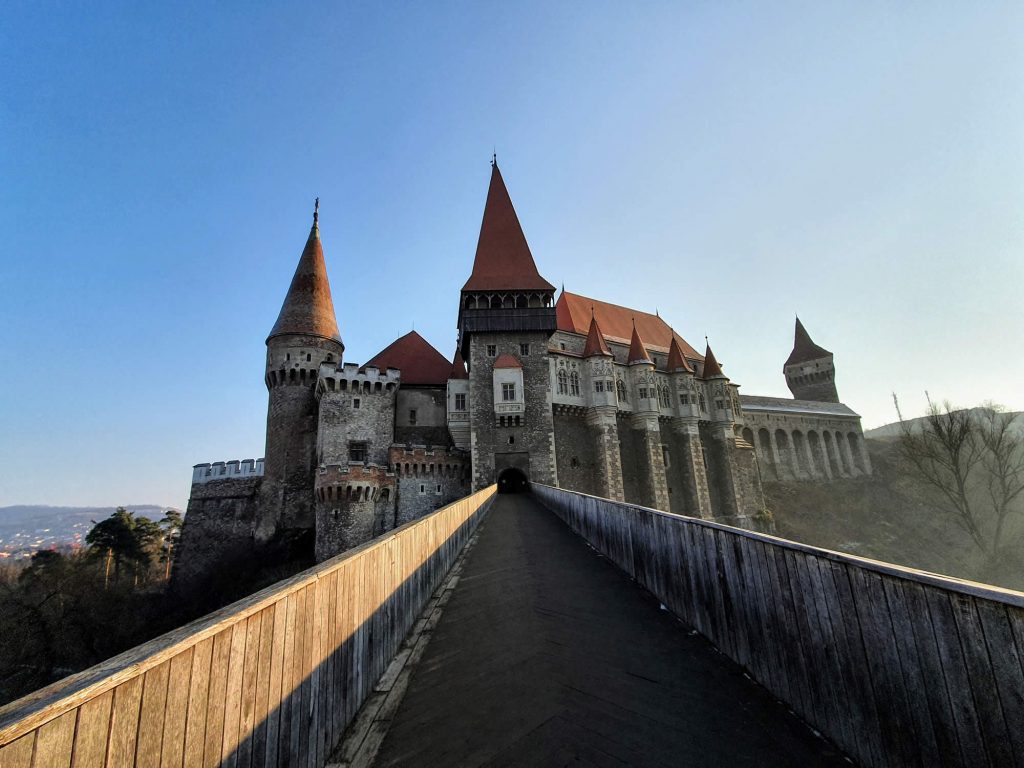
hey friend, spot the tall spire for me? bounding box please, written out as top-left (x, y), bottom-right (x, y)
top-left (267, 202), bottom-right (342, 346)
top-left (628, 322), bottom-right (653, 365)
top-left (583, 311), bottom-right (612, 357)
top-left (785, 316), bottom-right (832, 366)
top-left (667, 332), bottom-right (694, 373)
top-left (461, 163), bottom-right (556, 292)
top-left (702, 341), bottom-right (724, 379)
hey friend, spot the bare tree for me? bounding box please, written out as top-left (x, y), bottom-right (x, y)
top-left (894, 394), bottom-right (1024, 556)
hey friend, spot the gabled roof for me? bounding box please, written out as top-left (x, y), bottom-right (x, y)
top-left (449, 348), bottom-right (468, 380)
top-left (494, 353), bottom-right (522, 369)
top-left (555, 291), bottom-right (702, 361)
top-left (785, 317), bottom-right (832, 367)
top-left (583, 313), bottom-right (612, 357)
top-left (701, 343), bottom-right (725, 379)
top-left (364, 331), bottom-right (451, 386)
top-left (267, 213), bottom-right (342, 345)
top-left (461, 163), bottom-right (556, 293)
top-left (628, 325), bottom-right (653, 365)
top-left (667, 334), bottom-right (694, 373)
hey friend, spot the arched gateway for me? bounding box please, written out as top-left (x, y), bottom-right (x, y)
top-left (497, 467), bottom-right (529, 493)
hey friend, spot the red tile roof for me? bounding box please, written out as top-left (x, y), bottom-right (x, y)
top-left (449, 348), bottom-right (469, 380)
top-left (785, 317), bottom-right (832, 367)
top-left (628, 325), bottom-right (653, 364)
top-left (582, 313), bottom-right (612, 357)
top-left (364, 331), bottom-right (451, 386)
top-left (555, 291), bottom-right (702, 361)
top-left (462, 163), bottom-right (556, 293)
top-left (493, 353), bottom-right (522, 369)
top-left (267, 219), bottom-right (342, 345)
top-left (667, 334), bottom-right (694, 373)
top-left (702, 343), bottom-right (725, 379)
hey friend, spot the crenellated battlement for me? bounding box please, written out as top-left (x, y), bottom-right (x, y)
top-left (192, 458), bottom-right (265, 484)
top-left (316, 362), bottom-right (400, 399)
top-left (314, 463), bottom-right (396, 504)
top-left (388, 445), bottom-right (470, 479)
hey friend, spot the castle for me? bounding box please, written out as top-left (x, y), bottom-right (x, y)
top-left (177, 161), bottom-right (871, 583)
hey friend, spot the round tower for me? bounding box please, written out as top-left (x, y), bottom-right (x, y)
top-left (258, 201), bottom-right (344, 541)
top-left (784, 317), bottom-right (839, 403)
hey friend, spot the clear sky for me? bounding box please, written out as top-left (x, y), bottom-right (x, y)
top-left (1, 2), bottom-right (1021, 509)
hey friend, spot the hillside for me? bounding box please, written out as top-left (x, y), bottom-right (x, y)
top-left (765, 438), bottom-right (1024, 592)
top-left (0, 505), bottom-right (171, 560)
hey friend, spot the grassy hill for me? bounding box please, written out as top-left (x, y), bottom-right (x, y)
top-left (764, 437), bottom-right (1024, 592)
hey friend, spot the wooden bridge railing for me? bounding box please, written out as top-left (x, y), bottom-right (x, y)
top-left (534, 484), bottom-right (1024, 768)
top-left (0, 485), bottom-right (496, 768)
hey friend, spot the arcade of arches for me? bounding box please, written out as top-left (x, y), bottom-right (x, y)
top-left (740, 424), bottom-right (871, 481)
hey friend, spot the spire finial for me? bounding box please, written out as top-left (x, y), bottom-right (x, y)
top-left (313, 197), bottom-right (319, 226)
top-left (491, 149), bottom-right (497, 167)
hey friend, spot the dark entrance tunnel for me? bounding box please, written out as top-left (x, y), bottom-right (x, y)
top-left (497, 468), bottom-right (529, 494)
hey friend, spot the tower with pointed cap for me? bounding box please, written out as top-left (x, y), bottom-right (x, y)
top-left (784, 318), bottom-right (839, 403)
top-left (458, 160), bottom-right (559, 491)
top-left (259, 202), bottom-right (345, 541)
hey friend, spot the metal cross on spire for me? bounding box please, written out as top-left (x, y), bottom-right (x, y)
top-left (314, 197), bottom-right (319, 225)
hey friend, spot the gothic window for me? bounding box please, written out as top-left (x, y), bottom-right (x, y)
top-left (520, 343), bottom-right (530, 356)
top-left (349, 442), bottom-right (367, 464)
top-left (698, 393), bottom-right (707, 412)
top-left (557, 370), bottom-right (568, 395)
top-left (679, 393), bottom-right (689, 406)
top-left (639, 387), bottom-right (648, 399)
top-left (560, 343), bottom-right (566, 350)
top-left (352, 398), bottom-right (361, 409)
top-left (409, 409), bottom-right (417, 424)
top-left (616, 379), bottom-right (627, 402)
top-left (570, 372), bottom-right (580, 396)
top-left (659, 386), bottom-right (670, 407)
top-left (435, 484), bottom-right (442, 495)
top-left (715, 399), bottom-right (723, 410)
top-left (419, 484), bottom-right (426, 495)
top-left (487, 344), bottom-right (497, 357)
top-left (307, 354), bottom-right (312, 362)
top-left (502, 383), bottom-right (516, 401)
top-left (595, 380), bottom-right (604, 393)
top-left (455, 393), bottom-right (466, 411)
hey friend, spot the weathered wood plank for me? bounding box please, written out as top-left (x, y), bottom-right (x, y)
top-left (31, 710), bottom-right (75, 768)
top-left (220, 620), bottom-right (249, 768)
top-left (262, 592), bottom-right (289, 768)
top-left (183, 637), bottom-right (213, 768)
top-left (250, 605), bottom-right (274, 768)
top-left (135, 660), bottom-right (170, 767)
top-left (160, 647), bottom-right (193, 768)
top-left (976, 599), bottom-right (1024, 764)
top-left (0, 732), bottom-right (35, 768)
top-left (105, 677), bottom-right (144, 768)
top-left (71, 690), bottom-right (112, 768)
top-left (235, 611), bottom-right (262, 768)
top-left (202, 629), bottom-right (232, 768)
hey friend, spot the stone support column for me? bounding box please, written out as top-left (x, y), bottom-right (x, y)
top-left (858, 435), bottom-right (873, 476)
top-left (586, 406), bottom-right (624, 501)
top-left (671, 418), bottom-right (712, 519)
top-left (631, 413), bottom-right (670, 511)
top-left (803, 436), bottom-right (821, 480)
top-left (840, 433), bottom-right (861, 477)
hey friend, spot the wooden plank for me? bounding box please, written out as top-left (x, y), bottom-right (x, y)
top-left (183, 637), bottom-right (213, 768)
top-left (302, 581), bottom-right (319, 768)
top-left (0, 732), bottom-right (35, 768)
top-left (219, 621), bottom-right (248, 768)
top-left (762, 543), bottom-right (811, 719)
top-left (31, 710), bottom-right (75, 768)
top-left (202, 629), bottom-right (232, 768)
top-left (778, 549), bottom-right (822, 727)
top-left (900, 580), bottom-right (967, 767)
top-left (262, 593), bottom-right (289, 768)
top-left (160, 647), bottom-right (194, 768)
top-left (277, 593), bottom-right (297, 767)
top-left (286, 585), bottom-right (306, 765)
top-left (135, 660), bottom-right (170, 768)
top-left (235, 612), bottom-right (262, 768)
top-left (948, 593), bottom-right (1014, 766)
top-left (976, 600), bottom-right (1024, 764)
top-left (105, 677), bottom-right (143, 768)
top-left (71, 690), bottom-right (112, 768)
top-left (249, 606), bottom-right (274, 768)
top-left (923, 587), bottom-right (989, 766)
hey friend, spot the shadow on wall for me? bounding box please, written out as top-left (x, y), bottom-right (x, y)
top-left (498, 468), bottom-right (529, 494)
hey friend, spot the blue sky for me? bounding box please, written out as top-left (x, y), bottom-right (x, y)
top-left (1, 2), bottom-right (1021, 508)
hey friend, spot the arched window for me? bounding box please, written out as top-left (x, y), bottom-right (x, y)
top-left (659, 386), bottom-right (670, 408)
top-left (557, 370), bottom-right (568, 395)
top-left (569, 372), bottom-right (580, 396)
top-left (616, 379), bottom-right (627, 403)
top-left (698, 393), bottom-right (707, 412)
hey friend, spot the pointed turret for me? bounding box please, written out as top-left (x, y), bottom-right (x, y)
top-left (667, 333), bottom-right (694, 373)
top-left (701, 342), bottom-right (725, 379)
top-left (628, 323), bottom-right (653, 365)
top-left (461, 162), bottom-right (555, 293)
top-left (785, 317), bottom-right (831, 367)
top-left (583, 312), bottom-right (613, 357)
top-left (268, 201), bottom-right (342, 346)
top-left (449, 348), bottom-right (469, 380)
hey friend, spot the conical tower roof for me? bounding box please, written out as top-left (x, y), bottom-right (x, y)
top-left (364, 331), bottom-right (451, 386)
top-left (702, 342), bottom-right (725, 379)
top-left (628, 323), bottom-right (653, 365)
top-left (785, 317), bottom-right (832, 367)
top-left (462, 162), bottom-right (555, 292)
top-left (449, 348), bottom-right (469, 380)
top-left (583, 312), bottom-right (612, 357)
top-left (667, 333), bottom-right (694, 373)
top-left (267, 204), bottom-right (342, 346)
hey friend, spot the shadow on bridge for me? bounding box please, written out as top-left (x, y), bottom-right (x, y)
top-left (371, 492), bottom-right (846, 767)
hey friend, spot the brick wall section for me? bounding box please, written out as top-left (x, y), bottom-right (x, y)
top-left (391, 446), bottom-right (471, 525)
top-left (587, 407), bottom-right (625, 501)
top-left (552, 409), bottom-right (600, 495)
top-left (663, 420), bottom-right (712, 518)
top-left (174, 476), bottom-right (262, 589)
top-left (468, 332), bottom-right (556, 489)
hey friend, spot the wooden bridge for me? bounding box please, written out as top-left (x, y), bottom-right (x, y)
top-left (1, 484), bottom-right (1022, 767)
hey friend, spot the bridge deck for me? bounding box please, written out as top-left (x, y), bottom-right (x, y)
top-left (372, 494), bottom-right (846, 767)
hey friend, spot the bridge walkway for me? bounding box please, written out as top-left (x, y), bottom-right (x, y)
top-left (371, 493), bottom-right (847, 767)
